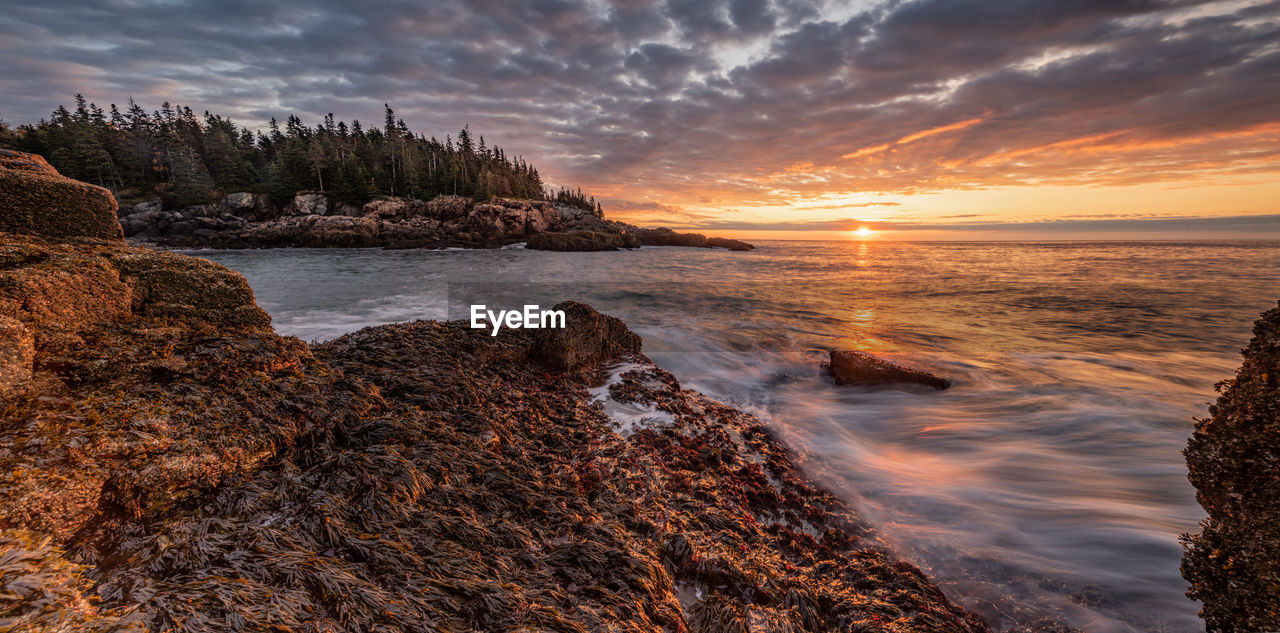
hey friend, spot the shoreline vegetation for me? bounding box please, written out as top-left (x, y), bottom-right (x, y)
top-left (0, 153), bottom-right (979, 631)
top-left (1, 97), bottom-right (752, 252)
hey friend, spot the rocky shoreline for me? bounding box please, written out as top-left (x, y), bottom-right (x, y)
top-left (1183, 300), bottom-right (1280, 632)
top-left (117, 188), bottom-right (754, 252)
top-left (0, 154), bottom-right (987, 631)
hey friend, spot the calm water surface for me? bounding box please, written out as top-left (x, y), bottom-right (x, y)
top-left (191, 240), bottom-right (1280, 633)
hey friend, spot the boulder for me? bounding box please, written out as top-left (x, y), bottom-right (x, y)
top-left (0, 315), bottom-right (33, 394)
top-left (220, 192), bottom-right (272, 220)
top-left (362, 197), bottom-right (415, 219)
top-left (425, 195), bottom-right (473, 221)
top-left (285, 191), bottom-right (329, 216)
top-left (1184, 300), bottom-right (1280, 633)
top-left (528, 301), bottom-right (642, 371)
top-left (526, 231), bottom-right (641, 251)
top-left (827, 350), bottom-right (949, 389)
top-left (0, 149), bottom-right (122, 240)
top-left (119, 197), bottom-right (162, 217)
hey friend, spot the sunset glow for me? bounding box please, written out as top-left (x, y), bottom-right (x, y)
top-left (1, 0), bottom-right (1276, 239)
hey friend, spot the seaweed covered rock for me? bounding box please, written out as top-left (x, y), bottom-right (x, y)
top-left (828, 349), bottom-right (950, 390)
top-left (1184, 300), bottom-right (1280, 633)
top-left (0, 243), bottom-right (989, 631)
top-left (528, 300), bottom-right (642, 371)
top-left (526, 230), bottom-right (641, 251)
top-left (0, 234), bottom-right (310, 543)
top-left (0, 316), bottom-right (33, 395)
top-left (0, 150), bottom-right (122, 241)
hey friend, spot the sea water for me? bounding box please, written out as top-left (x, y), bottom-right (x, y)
top-left (191, 240), bottom-right (1280, 633)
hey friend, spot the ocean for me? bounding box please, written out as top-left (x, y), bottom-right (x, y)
top-left (191, 240), bottom-right (1280, 633)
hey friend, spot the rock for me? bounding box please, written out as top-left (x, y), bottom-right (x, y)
top-left (109, 248), bottom-right (272, 329)
top-left (0, 149), bottom-right (122, 240)
top-left (637, 227), bottom-right (755, 251)
top-left (285, 191), bottom-right (329, 216)
top-left (467, 198), bottom-right (564, 238)
top-left (526, 231), bottom-right (641, 251)
top-left (120, 210), bottom-right (166, 237)
top-left (0, 315), bottom-right (33, 394)
top-left (555, 203), bottom-right (592, 223)
top-left (638, 227), bottom-right (708, 248)
top-left (1184, 300), bottom-right (1280, 633)
top-left (219, 192), bottom-right (272, 220)
top-left (119, 197), bottom-right (162, 217)
top-left (528, 301), bottom-right (642, 371)
top-left (222, 192), bottom-right (256, 211)
top-left (0, 240), bottom-right (134, 346)
top-left (424, 195), bottom-right (473, 221)
top-left (827, 350), bottom-right (950, 389)
top-left (707, 236), bottom-right (754, 251)
top-left (362, 197), bottom-right (415, 219)
top-left (299, 215), bottom-right (380, 248)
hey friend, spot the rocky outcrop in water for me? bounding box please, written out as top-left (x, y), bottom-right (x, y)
top-left (827, 350), bottom-right (951, 390)
top-left (636, 227), bottom-right (755, 251)
top-left (1183, 300), bottom-right (1280, 633)
top-left (0, 163), bottom-right (981, 632)
top-left (526, 230), bottom-right (642, 251)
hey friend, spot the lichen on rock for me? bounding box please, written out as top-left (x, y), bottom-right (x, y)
top-left (0, 149), bottom-right (122, 241)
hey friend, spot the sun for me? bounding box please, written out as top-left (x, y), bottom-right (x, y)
top-left (852, 226), bottom-right (875, 238)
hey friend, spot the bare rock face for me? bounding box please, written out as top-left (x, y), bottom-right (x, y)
top-left (467, 198), bottom-right (564, 238)
top-left (285, 191), bottom-right (329, 216)
top-left (827, 350), bottom-right (950, 389)
top-left (220, 192), bottom-right (272, 220)
top-left (0, 315), bottom-right (33, 395)
top-left (424, 194), bottom-right (472, 221)
top-left (0, 149), bottom-right (122, 240)
top-left (528, 301), bottom-right (642, 371)
top-left (1183, 300), bottom-right (1280, 633)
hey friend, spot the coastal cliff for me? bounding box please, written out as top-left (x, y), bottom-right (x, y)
top-left (1184, 301), bottom-right (1280, 633)
top-left (1, 156), bottom-right (978, 632)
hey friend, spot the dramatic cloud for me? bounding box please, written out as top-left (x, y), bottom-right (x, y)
top-left (1, 0), bottom-right (1278, 228)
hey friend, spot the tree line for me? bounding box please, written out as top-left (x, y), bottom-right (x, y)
top-left (0, 95), bottom-right (604, 216)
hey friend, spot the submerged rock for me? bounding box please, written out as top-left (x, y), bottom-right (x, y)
top-left (0, 149), bottom-right (122, 240)
top-left (827, 349), bottom-right (950, 389)
top-left (1184, 300), bottom-right (1280, 633)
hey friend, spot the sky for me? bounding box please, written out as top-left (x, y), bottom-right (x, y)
top-left (1, 0), bottom-right (1278, 240)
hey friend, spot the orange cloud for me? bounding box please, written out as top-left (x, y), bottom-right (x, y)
top-left (843, 117), bottom-right (985, 159)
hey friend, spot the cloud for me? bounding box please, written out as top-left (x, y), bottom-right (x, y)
top-left (1, 0), bottom-right (1277, 214)
top-left (677, 213), bottom-right (1280, 235)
